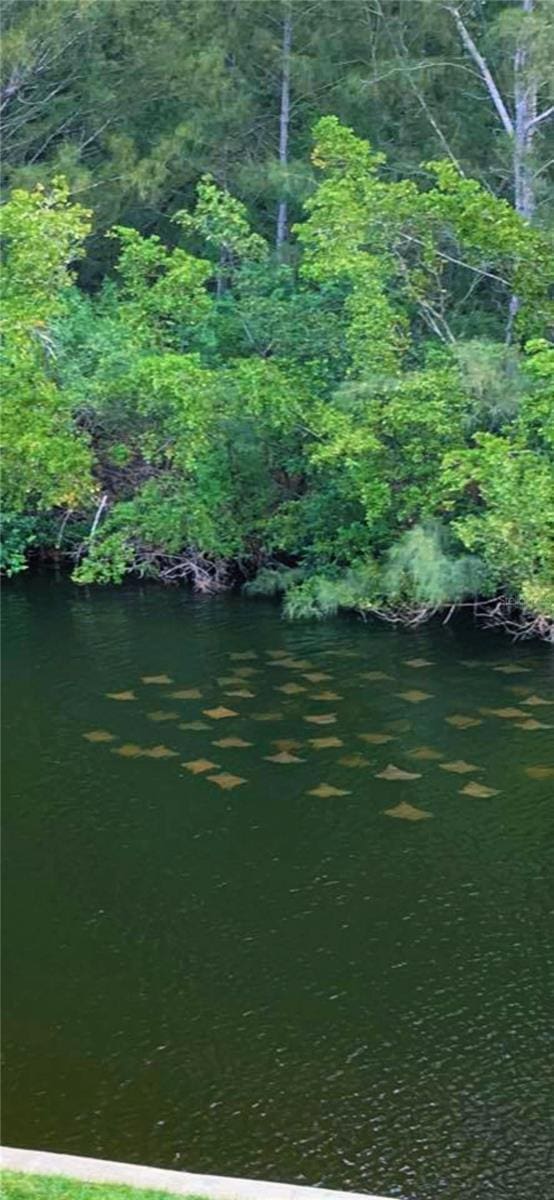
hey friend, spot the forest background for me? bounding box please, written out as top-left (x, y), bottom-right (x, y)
top-left (1, 0), bottom-right (553, 638)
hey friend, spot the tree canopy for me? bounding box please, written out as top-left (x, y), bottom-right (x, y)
top-left (1, 2), bottom-right (553, 637)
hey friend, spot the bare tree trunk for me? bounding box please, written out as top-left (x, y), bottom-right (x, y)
top-left (514, 0), bottom-right (537, 221)
top-left (276, 5), bottom-right (292, 253)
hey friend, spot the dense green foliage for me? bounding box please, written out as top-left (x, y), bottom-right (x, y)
top-left (1, 2), bottom-right (553, 636)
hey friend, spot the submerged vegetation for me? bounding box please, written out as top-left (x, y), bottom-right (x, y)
top-left (1, 3), bottom-right (553, 639)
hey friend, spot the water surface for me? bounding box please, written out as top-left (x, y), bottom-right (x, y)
top-left (3, 576), bottom-right (553, 1199)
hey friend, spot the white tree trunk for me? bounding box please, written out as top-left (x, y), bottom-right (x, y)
top-left (276, 7), bottom-right (292, 252)
top-left (513, 0), bottom-right (537, 220)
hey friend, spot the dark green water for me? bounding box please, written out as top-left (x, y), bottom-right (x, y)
top-left (3, 576), bottom-right (554, 1200)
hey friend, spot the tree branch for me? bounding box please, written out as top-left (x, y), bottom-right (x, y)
top-left (446, 5), bottom-right (514, 138)
top-left (527, 104), bottom-right (554, 131)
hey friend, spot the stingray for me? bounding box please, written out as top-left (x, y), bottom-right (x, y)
top-left (275, 658), bottom-right (314, 670)
top-left (307, 783), bottom-right (351, 797)
top-left (445, 714), bottom-right (483, 729)
top-left (406, 746), bottom-right (444, 761)
top-left (304, 713), bottom-right (337, 725)
top-left (217, 676), bottom-right (243, 687)
top-left (83, 730), bottom-right (117, 743)
top-left (147, 710), bottom-right (180, 722)
top-left (141, 675), bottom-right (173, 685)
top-left (514, 719), bottom-right (553, 730)
top-left (302, 672), bottom-right (332, 683)
top-left (203, 706), bottom-right (239, 720)
top-left (459, 781), bottom-right (499, 798)
top-left (439, 759), bottom-right (481, 774)
top-left (522, 694), bottom-right (553, 707)
top-left (142, 745), bottom-right (179, 759)
top-left (480, 706), bottom-right (527, 719)
top-left (403, 658), bottom-right (434, 668)
top-left (338, 754), bottom-right (372, 768)
top-left (275, 682), bottom-right (307, 695)
top-left (233, 666), bottom-right (259, 678)
top-left (376, 764), bottom-right (421, 781)
top-left (273, 738), bottom-right (303, 751)
top-left (230, 651), bottom-right (258, 661)
top-left (168, 688), bottom-right (202, 700)
top-left (213, 736), bottom-right (252, 748)
top-left (358, 732), bottom-right (395, 745)
top-left (178, 721), bottom-right (210, 731)
top-left (310, 691), bottom-right (343, 701)
top-left (524, 765), bottom-right (554, 780)
top-left (106, 690), bottom-right (136, 701)
top-left (384, 801), bottom-right (432, 821)
top-left (224, 689), bottom-right (256, 698)
top-left (385, 719), bottom-right (412, 733)
top-left (266, 650), bottom-right (289, 659)
top-left (182, 758), bottom-right (219, 775)
top-left (493, 665), bottom-right (530, 675)
top-left (397, 690), bottom-right (433, 703)
top-left (251, 711), bottom-right (283, 722)
top-left (112, 743), bottom-right (144, 758)
top-left (264, 751), bottom-right (305, 764)
top-left (309, 736), bottom-right (344, 749)
top-left (360, 671), bottom-right (392, 682)
top-left (206, 772), bottom-right (246, 790)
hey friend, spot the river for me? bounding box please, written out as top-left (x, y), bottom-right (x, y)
top-left (3, 575), bottom-right (553, 1199)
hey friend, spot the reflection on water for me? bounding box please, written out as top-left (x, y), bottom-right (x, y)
top-left (3, 575), bottom-right (554, 1200)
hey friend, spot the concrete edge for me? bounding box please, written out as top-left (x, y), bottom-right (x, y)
top-left (0, 1147), bottom-right (392, 1200)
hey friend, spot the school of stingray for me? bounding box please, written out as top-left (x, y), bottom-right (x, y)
top-left (82, 649), bottom-right (554, 820)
